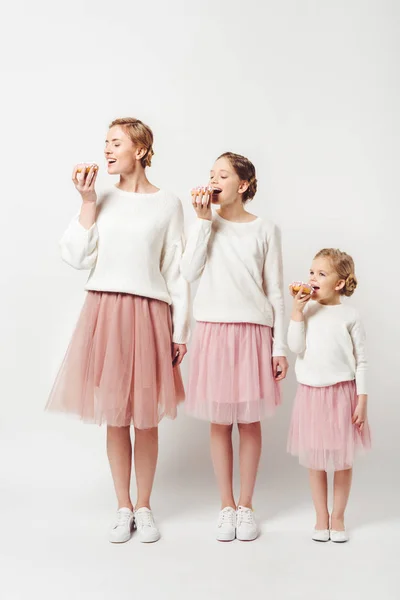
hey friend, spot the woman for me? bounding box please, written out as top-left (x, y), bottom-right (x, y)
top-left (47, 117), bottom-right (190, 544)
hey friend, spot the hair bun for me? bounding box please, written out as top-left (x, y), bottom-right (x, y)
top-left (344, 273), bottom-right (357, 297)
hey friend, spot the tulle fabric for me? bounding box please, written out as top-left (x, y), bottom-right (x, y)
top-left (46, 292), bottom-right (185, 429)
top-left (185, 322), bottom-right (281, 424)
top-left (287, 381), bottom-right (371, 471)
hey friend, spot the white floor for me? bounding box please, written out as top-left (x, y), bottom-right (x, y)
top-left (1, 424), bottom-right (398, 600)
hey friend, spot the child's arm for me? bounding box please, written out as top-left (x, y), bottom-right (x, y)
top-left (287, 285), bottom-right (312, 354)
top-left (350, 316), bottom-right (368, 429)
top-left (262, 224), bottom-right (286, 358)
top-left (180, 218), bottom-right (212, 283)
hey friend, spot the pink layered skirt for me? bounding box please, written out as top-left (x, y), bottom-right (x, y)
top-left (185, 322), bottom-right (281, 424)
top-left (46, 292), bottom-right (185, 429)
top-left (287, 381), bottom-right (371, 471)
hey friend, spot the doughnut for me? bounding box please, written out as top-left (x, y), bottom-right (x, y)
top-left (291, 281), bottom-right (314, 295)
top-left (77, 165), bottom-right (98, 174)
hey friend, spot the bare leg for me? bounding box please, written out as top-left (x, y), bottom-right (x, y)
top-left (309, 469), bottom-right (329, 530)
top-left (331, 468), bottom-right (352, 531)
top-left (210, 424), bottom-right (236, 509)
top-left (237, 422), bottom-right (262, 508)
top-left (107, 426), bottom-right (133, 510)
top-left (134, 426), bottom-right (158, 510)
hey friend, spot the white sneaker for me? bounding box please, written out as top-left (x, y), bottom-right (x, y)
top-left (236, 506), bottom-right (258, 541)
top-left (134, 507), bottom-right (160, 543)
top-left (109, 507), bottom-right (134, 543)
top-left (216, 507), bottom-right (236, 541)
top-left (312, 529), bottom-right (330, 542)
top-left (330, 529), bottom-right (349, 543)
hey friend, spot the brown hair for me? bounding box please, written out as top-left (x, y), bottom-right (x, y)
top-left (315, 248), bottom-right (358, 297)
top-left (217, 152), bottom-right (257, 203)
top-left (109, 117), bottom-right (154, 168)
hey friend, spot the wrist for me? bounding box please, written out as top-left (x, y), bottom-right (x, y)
top-left (291, 310), bottom-right (304, 322)
top-left (81, 193), bottom-right (97, 204)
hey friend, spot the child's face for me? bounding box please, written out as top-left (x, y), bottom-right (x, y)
top-left (209, 157), bottom-right (248, 206)
top-left (309, 257), bottom-right (345, 303)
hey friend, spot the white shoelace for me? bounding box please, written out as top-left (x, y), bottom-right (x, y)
top-left (218, 508), bottom-right (236, 528)
top-left (114, 510), bottom-right (132, 529)
top-left (237, 507), bottom-right (255, 527)
top-left (136, 510), bottom-right (155, 529)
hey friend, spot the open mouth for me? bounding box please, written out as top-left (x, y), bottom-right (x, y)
top-left (108, 159), bottom-right (117, 166)
top-left (211, 188), bottom-right (222, 203)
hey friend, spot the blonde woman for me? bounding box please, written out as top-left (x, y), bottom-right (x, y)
top-left (47, 118), bottom-right (189, 544)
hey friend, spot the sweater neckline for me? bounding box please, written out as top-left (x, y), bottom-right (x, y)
top-left (214, 212), bottom-right (261, 225)
top-left (113, 185), bottom-right (163, 198)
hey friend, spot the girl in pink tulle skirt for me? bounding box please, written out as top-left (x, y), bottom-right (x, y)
top-left (181, 153), bottom-right (288, 541)
top-left (287, 248), bottom-right (371, 543)
top-left (46, 118), bottom-right (190, 544)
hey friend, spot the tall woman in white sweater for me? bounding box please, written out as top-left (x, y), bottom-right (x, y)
top-left (181, 152), bottom-right (288, 542)
top-left (287, 249), bottom-right (371, 543)
top-left (47, 118), bottom-right (190, 544)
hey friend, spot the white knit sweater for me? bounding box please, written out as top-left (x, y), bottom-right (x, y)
top-left (180, 213), bottom-right (286, 356)
top-left (288, 302), bottom-right (367, 394)
top-left (59, 187), bottom-right (190, 344)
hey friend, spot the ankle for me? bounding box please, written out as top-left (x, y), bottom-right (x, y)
top-left (118, 503), bottom-right (134, 512)
top-left (238, 501), bottom-right (253, 510)
top-left (221, 500), bottom-right (236, 510)
top-left (315, 513), bottom-right (329, 530)
top-left (135, 502), bottom-right (151, 511)
top-left (331, 514), bottom-right (345, 530)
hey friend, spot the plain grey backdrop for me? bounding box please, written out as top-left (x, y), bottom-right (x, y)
top-left (0, 1), bottom-right (398, 599)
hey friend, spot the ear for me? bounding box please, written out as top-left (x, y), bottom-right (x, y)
top-left (238, 180), bottom-right (249, 195)
top-left (335, 279), bottom-right (346, 292)
top-left (136, 147), bottom-right (147, 161)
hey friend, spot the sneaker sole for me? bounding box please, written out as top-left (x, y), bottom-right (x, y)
top-left (109, 534), bottom-right (132, 544)
top-left (217, 535), bottom-right (236, 542)
top-left (236, 535), bottom-right (258, 542)
top-left (138, 533), bottom-right (161, 543)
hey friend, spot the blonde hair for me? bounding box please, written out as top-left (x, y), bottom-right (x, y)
top-left (217, 152), bottom-right (257, 203)
top-left (109, 117), bottom-right (154, 168)
top-left (315, 248), bottom-right (358, 297)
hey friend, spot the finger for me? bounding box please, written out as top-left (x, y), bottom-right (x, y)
top-left (296, 286), bottom-right (304, 299)
top-left (72, 164), bottom-right (80, 181)
top-left (86, 165), bottom-right (97, 187)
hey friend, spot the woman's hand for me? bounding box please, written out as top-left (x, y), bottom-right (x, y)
top-left (72, 164), bottom-right (98, 203)
top-left (172, 343), bottom-right (187, 367)
top-left (272, 356), bottom-right (289, 381)
top-left (352, 394), bottom-right (368, 431)
top-left (191, 186), bottom-right (212, 221)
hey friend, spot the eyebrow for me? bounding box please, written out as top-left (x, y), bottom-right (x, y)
top-left (210, 169), bottom-right (229, 174)
top-left (105, 138), bottom-right (122, 143)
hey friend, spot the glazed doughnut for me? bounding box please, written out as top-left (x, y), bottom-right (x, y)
top-left (77, 165), bottom-right (98, 174)
top-left (291, 281), bottom-right (314, 295)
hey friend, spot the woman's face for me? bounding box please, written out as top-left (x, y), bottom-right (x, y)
top-left (104, 125), bottom-right (144, 175)
top-left (209, 157), bottom-right (248, 206)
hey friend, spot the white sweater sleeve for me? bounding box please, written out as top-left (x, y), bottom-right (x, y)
top-left (262, 224), bottom-right (287, 357)
top-left (287, 319), bottom-right (307, 355)
top-left (160, 201), bottom-right (191, 344)
top-left (349, 317), bottom-right (368, 395)
top-left (180, 218), bottom-right (213, 283)
top-left (59, 216), bottom-right (99, 270)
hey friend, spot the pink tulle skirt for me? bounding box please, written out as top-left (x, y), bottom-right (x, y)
top-left (46, 292), bottom-right (185, 429)
top-left (287, 381), bottom-right (371, 471)
top-left (185, 322), bottom-right (281, 424)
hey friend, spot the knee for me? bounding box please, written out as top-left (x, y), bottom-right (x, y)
top-left (237, 421), bottom-right (261, 435)
top-left (211, 423), bottom-right (233, 435)
top-left (134, 426), bottom-right (158, 439)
